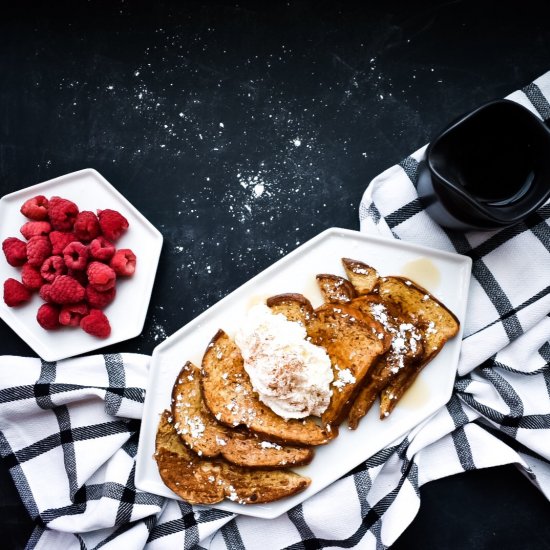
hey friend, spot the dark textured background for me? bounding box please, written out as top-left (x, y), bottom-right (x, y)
top-left (2, 1), bottom-right (550, 548)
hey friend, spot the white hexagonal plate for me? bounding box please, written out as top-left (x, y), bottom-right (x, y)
top-left (135, 227), bottom-right (471, 519)
top-left (0, 169), bottom-right (163, 361)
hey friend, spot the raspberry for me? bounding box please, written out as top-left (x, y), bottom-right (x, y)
top-left (49, 231), bottom-right (77, 255)
top-left (97, 209), bottom-right (129, 242)
top-left (87, 261), bottom-right (116, 291)
top-left (110, 248), bottom-right (136, 276)
top-left (3, 278), bottom-right (32, 307)
top-left (48, 196), bottom-right (79, 231)
top-left (86, 285), bottom-right (116, 309)
top-left (80, 309), bottom-right (111, 338)
top-left (20, 221), bottom-right (51, 240)
top-left (59, 302), bottom-right (89, 327)
top-left (20, 195), bottom-right (49, 220)
top-left (26, 236), bottom-right (52, 267)
top-left (73, 211), bottom-right (100, 242)
top-left (63, 241), bottom-right (89, 271)
top-left (40, 255), bottom-right (66, 282)
top-left (21, 263), bottom-right (43, 290)
top-left (48, 275), bottom-right (85, 304)
top-left (2, 237), bottom-right (27, 267)
top-left (36, 303), bottom-right (60, 330)
top-left (39, 283), bottom-right (53, 302)
top-left (88, 236), bottom-right (115, 261)
top-left (4, 195), bottom-right (138, 338)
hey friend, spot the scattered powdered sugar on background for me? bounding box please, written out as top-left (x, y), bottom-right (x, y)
top-left (151, 323), bottom-right (167, 341)
top-left (49, 22), bottom-right (445, 340)
top-left (143, 312), bottom-right (168, 343)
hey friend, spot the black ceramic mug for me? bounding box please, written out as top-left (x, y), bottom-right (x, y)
top-left (417, 99), bottom-right (550, 231)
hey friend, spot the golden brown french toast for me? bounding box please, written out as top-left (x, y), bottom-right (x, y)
top-left (171, 361), bottom-right (314, 468)
top-left (376, 276), bottom-right (459, 417)
top-left (377, 276), bottom-right (458, 363)
top-left (342, 258), bottom-right (379, 295)
top-left (155, 411), bottom-right (311, 505)
top-left (347, 296), bottom-right (423, 428)
top-left (307, 303), bottom-right (391, 426)
top-left (315, 274), bottom-right (357, 304)
top-left (155, 257), bottom-right (461, 504)
top-left (201, 330), bottom-right (335, 446)
top-left (265, 293), bottom-right (315, 326)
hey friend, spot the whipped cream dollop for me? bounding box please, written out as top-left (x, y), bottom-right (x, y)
top-left (235, 303), bottom-right (333, 419)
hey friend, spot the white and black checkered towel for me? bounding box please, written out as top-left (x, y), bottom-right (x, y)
top-left (2, 72), bottom-right (550, 549)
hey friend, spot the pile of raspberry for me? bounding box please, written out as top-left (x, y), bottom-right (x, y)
top-left (2, 195), bottom-right (137, 338)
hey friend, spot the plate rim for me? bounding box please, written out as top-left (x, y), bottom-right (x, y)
top-left (136, 226), bottom-right (472, 518)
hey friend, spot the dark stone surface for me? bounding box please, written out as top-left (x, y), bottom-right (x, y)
top-left (1, 1), bottom-right (550, 548)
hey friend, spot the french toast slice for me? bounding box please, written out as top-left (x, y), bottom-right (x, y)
top-left (155, 411), bottom-right (311, 505)
top-left (315, 274), bottom-right (357, 304)
top-left (342, 258), bottom-right (379, 295)
top-left (347, 296), bottom-right (423, 428)
top-left (376, 276), bottom-right (459, 417)
top-left (307, 303), bottom-right (391, 426)
top-left (265, 293), bottom-right (315, 326)
top-left (201, 330), bottom-right (335, 446)
top-left (171, 361), bottom-right (314, 468)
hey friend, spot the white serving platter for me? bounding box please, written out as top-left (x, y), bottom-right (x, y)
top-left (135, 227), bottom-right (471, 519)
top-left (0, 169), bottom-right (163, 361)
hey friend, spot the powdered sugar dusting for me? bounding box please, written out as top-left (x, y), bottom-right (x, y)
top-left (333, 366), bottom-right (356, 390)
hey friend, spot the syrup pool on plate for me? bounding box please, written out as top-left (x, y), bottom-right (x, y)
top-left (397, 376), bottom-right (430, 410)
top-left (400, 257), bottom-right (441, 291)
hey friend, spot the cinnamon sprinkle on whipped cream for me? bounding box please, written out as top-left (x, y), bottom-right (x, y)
top-left (235, 303), bottom-right (333, 419)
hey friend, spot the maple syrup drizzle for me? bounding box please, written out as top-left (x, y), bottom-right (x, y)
top-left (400, 257), bottom-right (441, 291)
